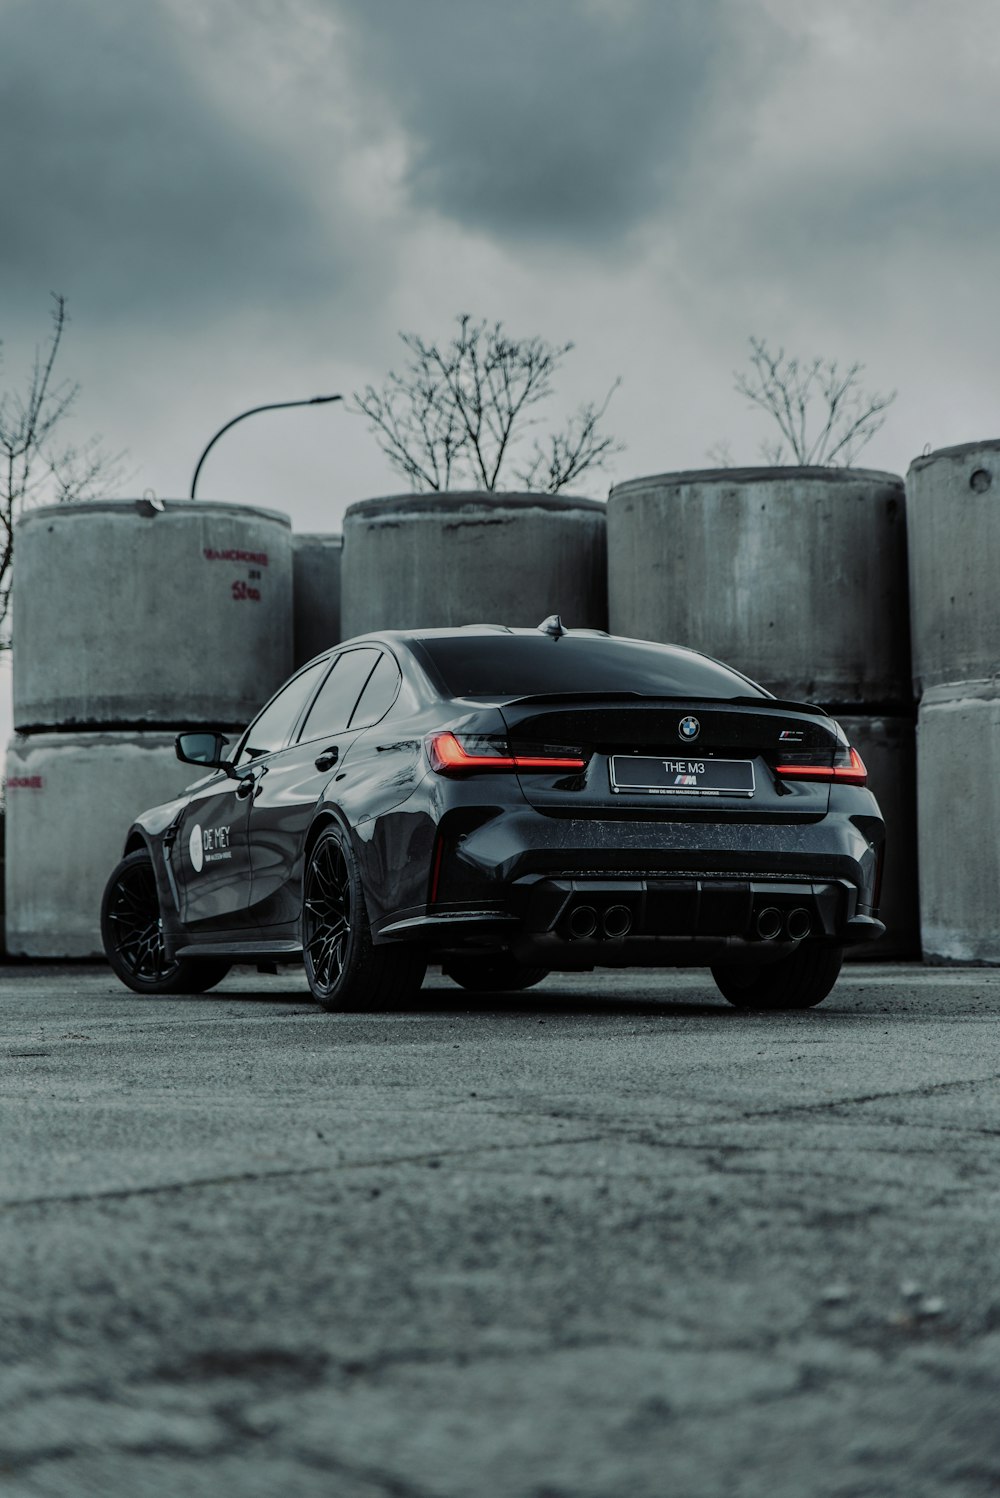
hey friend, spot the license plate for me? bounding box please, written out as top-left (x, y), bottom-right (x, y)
top-left (610, 755), bottom-right (755, 797)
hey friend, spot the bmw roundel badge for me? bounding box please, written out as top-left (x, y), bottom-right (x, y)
top-left (678, 715), bottom-right (700, 741)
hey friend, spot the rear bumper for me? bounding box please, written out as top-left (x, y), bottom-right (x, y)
top-left (515, 873), bottom-right (882, 943)
top-left (373, 804), bottom-right (885, 963)
top-left (378, 876), bottom-right (883, 962)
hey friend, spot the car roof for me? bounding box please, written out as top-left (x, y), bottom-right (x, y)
top-left (367, 624), bottom-right (609, 640)
top-left (290, 624), bottom-right (841, 716)
top-left (340, 623), bottom-right (728, 667)
top-left (336, 624), bottom-right (772, 691)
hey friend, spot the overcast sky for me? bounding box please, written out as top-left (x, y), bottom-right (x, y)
top-left (2, 0), bottom-right (999, 731)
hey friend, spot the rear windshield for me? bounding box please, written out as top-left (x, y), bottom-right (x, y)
top-left (414, 634), bottom-right (767, 700)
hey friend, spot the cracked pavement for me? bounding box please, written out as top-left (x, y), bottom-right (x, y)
top-left (1, 962), bottom-right (999, 1496)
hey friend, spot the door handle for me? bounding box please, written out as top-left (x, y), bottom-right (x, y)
top-left (315, 745), bottom-right (339, 772)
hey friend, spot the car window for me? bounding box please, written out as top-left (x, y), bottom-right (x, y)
top-left (349, 652), bottom-right (401, 729)
top-left (413, 635), bottom-right (768, 700)
top-left (237, 657), bottom-right (331, 763)
top-left (298, 647), bottom-right (381, 742)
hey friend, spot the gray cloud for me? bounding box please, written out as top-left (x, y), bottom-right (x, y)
top-left (333, 0), bottom-right (758, 244)
top-left (661, 3), bottom-right (1000, 320)
top-left (739, 159), bottom-right (1000, 279)
top-left (0, 0), bottom-right (336, 325)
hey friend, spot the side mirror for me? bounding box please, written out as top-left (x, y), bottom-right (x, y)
top-left (175, 731), bottom-right (236, 777)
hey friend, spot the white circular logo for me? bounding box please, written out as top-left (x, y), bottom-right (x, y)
top-left (679, 715), bottom-right (700, 741)
top-left (189, 823), bottom-right (204, 873)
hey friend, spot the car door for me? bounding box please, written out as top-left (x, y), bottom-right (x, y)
top-left (246, 646), bottom-right (387, 929)
top-left (172, 772), bottom-right (256, 931)
top-left (173, 656), bottom-right (330, 932)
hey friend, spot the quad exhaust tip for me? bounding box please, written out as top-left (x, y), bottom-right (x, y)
top-left (755, 907), bottom-right (784, 941)
top-left (567, 899), bottom-right (807, 943)
top-left (568, 905), bottom-right (598, 939)
top-left (787, 907), bottom-right (812, 941)
top-left (602, 904), bottom-right (633, 939)
top-left (567, 904), bottom-right (633, 940)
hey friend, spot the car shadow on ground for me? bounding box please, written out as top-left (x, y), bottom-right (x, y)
top-left (383, 983), bottom-right (730, 1018)
top-left (105, 976), bottom-right (735, 1019)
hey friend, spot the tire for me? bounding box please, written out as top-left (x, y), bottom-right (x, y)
top-left (101, 850), bottom-right (232, 995)
top-left (443, 958), bottom-right (550, 994)
top-left (711, 944), bottom-right (844, 1011)
top-left (302, 824), bottom-right (427, 1011)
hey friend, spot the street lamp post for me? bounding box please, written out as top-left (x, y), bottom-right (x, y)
top-left (189, 395), bottom-right (343, 499)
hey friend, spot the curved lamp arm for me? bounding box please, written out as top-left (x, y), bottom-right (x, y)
top-left (189, 395), bottom-right (343, 499)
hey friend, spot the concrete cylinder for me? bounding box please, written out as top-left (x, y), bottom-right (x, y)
top-left (4, 731), bottom-right (189, 957)
top-left (292, 532), bottom-right (342, 667)
top-left (916, 683), bottom-right (1000, 963)
top-left (906, 442), bottom-right (1000, 694)
top-left (607, 468), bottom-right (910, 709)
top-left (838, 715), bottom-right (919, 959)
top-left (341, 492), bottom-right (608, 637)
top-left (13, 499), bottom-right (293, 730)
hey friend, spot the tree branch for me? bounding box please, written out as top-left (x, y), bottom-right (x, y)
top-left (0, 295), bottom-right (126, 648)
top-left (730, 336), bottom-right (895, 468)
top-left (351, 315), bottom-right (621, 494)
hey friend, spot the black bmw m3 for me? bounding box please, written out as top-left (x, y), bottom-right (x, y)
top-left (101, 619), bottom-right (885, 1010)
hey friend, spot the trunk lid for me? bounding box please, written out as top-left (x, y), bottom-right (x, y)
top-left (498, 696), bottom-right (841, 819)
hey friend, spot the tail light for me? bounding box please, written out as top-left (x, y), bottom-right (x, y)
top-left (428, 832), bottom-right (446, 902)
top-left (427, 732), bottom-right (586, 774)
top-left (872, 843), bottom-right (885, 911)
top-left (775, 745), bottom-right (867, 787)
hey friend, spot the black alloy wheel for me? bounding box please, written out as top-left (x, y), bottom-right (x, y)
top-left (302, 825), bottom-right (426, 1011)
top-left (711, 944), bottom-right (844, 1010)
top-left (443, 958), bottom-right (550, 994)
top-left (302, 829), bottom-right (354, 996)
top-left (101, 850), bottom-right (231, 995)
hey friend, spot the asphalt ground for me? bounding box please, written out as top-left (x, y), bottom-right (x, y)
top-left (1, 961), bottom-right (998, 1498)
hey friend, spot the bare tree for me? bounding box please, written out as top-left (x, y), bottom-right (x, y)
top-left (730, 336), bottom-right (896, 467)
top-left (353, 314), bottom-right (622, 493)
top-left (0, 295), bottom-right (125, 646)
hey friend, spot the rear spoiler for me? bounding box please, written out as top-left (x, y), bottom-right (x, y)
top-left (494, 691), bottom-right (833, 719)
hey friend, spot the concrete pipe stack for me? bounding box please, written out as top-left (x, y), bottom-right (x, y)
top-left (5, 499), bottom-right (293, 956)
top-left (292, 532), bottom-right (342, 667)
top-left (340, 492), bottom-right (608, 637)
top-left (607, 467), bottom-right (918, 956)
top-left (906, 442), bottom-right (1000, 962)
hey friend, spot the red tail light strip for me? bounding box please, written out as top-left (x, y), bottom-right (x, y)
top-left (428, 832), bottom-right (446, 903)
top-left (428, 732), bottom-right (585, 774)
top-left (776, 747), bottom-right (868, 787)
